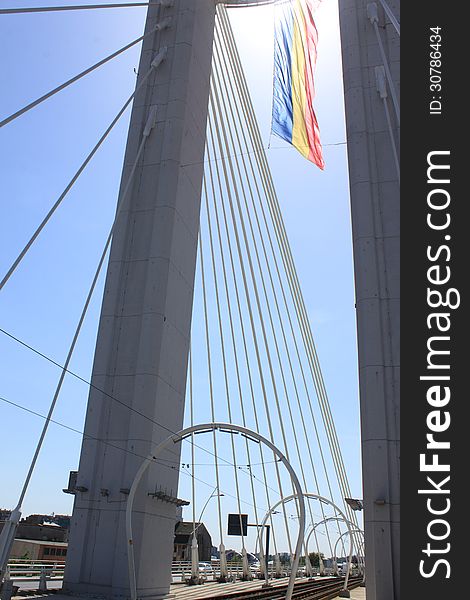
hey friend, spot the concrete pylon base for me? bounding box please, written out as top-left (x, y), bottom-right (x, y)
top-left (241, 549), bottom-right (252, 581)
top-left (64, 1), bottom-right (218, 596)
top-left (38, 571), bottom-right (48, 593)
top-left (0, 581), bottom-right (18, 600)
top-left (338, 590), bottom-right (351, 598)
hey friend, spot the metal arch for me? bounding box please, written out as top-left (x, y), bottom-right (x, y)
top-left (349, 538), bottom-right (366, 577)
top-left (333, 529), bottom-right (364, 577)
top-left (355, 540), bottom-right (366, 579)
top-left (305, 516), bottom-right (364, 559)
top-left (254, 493), bottom-right (354, 593)
top-left (125, 422), bottom-right (306, 600)
top-left (305, 518), bottom-right (365, 577)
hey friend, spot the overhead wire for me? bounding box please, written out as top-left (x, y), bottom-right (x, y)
top-left (0, 59), bottom-right (158, 292)
top-left (0, 394), bottom-right (272, 518)
top-left (198, 229), bottom-right (226, 567)
top-left (6, 92), bottom-right (159, 516)
top-left (205, 134), bottom-right (279, 570)
top-left (201, 177), bottom-right (249, 569)
top-left (218, 4), bottom-right (355, 546)
top-left (0, 3), bottom-right (152, 15)
top-left (0, 321), bottom-right (287, 511)
top-left (0, 319), bottom-right (281, 502)
top-left (216, 8), bottom-right (341, 548)
top-left (208, 78), bottom-right (295, 558)
top-left (213, 20), bottom-right (322, 562)
top-left (188, 346), bottom-right (198, 555)
top-left (219, 6), bottom-right (353, 519)
top-left (213, 14), bottom-right (337, 560)
top-left (215, 10), bottom-right (349, 561)
top-left (204, 118), bottom-right (280, 560)
top-left (0, 26), bottom-right (159, 129)
top-left (0, 0), bottom-right (363, 562)
top-left (179, 141), bottom-right (347, 169)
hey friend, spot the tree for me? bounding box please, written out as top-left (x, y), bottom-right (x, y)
top-left (308, 551), bottom-right (324, 567)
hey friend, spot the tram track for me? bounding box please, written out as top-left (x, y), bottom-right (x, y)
top-left (194, 576), bottom-right (363, 600)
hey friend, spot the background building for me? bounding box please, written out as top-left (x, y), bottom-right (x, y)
top-left (173, 522), bottom-right (212, 562)
top-left (9, 539), bottom-right (68, 562)
top-left (0, 510), bottom-right (11, 522)
top-left (0, 518), bottom-right (68, 544)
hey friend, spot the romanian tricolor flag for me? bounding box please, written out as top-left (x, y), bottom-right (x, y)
top-left (272, 0), bottom-right (325, 169)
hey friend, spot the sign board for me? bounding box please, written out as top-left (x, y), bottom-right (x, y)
top-left (227, 513), bottom-right (248, 536)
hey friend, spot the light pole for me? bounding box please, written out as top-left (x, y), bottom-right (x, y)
top-left (344, 498), bottom-right (364, 512)
top-left (189, 488), bottom-right (224, 583)
top-left (193, 487), bottom-right (225, 536)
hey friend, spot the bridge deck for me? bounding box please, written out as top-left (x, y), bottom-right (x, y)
top-left (166, 578), bottom-right (295, 599)
top-left (165, 578), bottom-right (366, 599)
top-left (9, 579), bottom-right (366, 600)
top-left (11, 579), bottom-right (366, 600)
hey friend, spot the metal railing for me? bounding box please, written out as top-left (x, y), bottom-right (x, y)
top-left (8, 558), bottom-right (348, 587)
top-left (171, 560), bottom-right (260, 582)
top-left (8, 559), bottom-right (65, 576)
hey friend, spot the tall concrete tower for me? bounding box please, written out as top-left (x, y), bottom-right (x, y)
top-left (338, 1), bottom-right (400, 599)
top-left (62, 1), bottom-right (216, 598)
top-left (63, 1), bottom-right (265, 599)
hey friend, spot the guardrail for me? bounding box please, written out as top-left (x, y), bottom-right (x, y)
top-left (171, 560), bottom-right (253, 582)
top-left (7, 558), bottom-right (348, 586)
top-left (7, 559), bottom-right (66, 579)
top-left (170, 560), bottom-right (294, 582)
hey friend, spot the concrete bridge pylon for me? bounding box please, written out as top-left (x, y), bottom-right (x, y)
top-left (63, 2), bottom-right (269, 599)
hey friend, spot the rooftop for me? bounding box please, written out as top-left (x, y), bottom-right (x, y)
top-left (14, 539), bottom-right (68, 547)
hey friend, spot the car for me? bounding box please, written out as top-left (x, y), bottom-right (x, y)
top-left (198, 562), bottom-right (214, 575)
top-left (249, 561), bottom-right (261, 572)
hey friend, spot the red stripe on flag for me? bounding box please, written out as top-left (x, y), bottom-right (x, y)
top-left (301, 0), bottom-right (324, 169)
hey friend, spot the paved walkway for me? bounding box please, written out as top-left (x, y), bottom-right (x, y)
top-left (345, 587), bottom-right (366, 600)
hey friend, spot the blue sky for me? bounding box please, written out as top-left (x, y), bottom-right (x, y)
top-left (0, 0), bottom-right (361, 556)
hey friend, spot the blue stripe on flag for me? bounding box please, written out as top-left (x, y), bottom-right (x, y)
top-left (272, 2), bottom-right (294, 144)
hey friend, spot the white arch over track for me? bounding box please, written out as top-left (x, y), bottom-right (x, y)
top-left (332, 529), bottom-right (365, 582)
top-left (125, 423), bottom-right (306, 600)
top-left (255, 493), bottom-right (354, 593)
top-left (304, 516), bottom-right (364, 576)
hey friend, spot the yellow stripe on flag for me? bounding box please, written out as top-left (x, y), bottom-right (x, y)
top-left (291, 0), bottom-right (309, 159)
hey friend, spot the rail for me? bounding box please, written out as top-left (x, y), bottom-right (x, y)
top-left (7, 559), bottom-right (357, 587)
top-left (7, 559), bottom-right (65, 579)
top-left (183, 576), bottom-right (363, 599)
